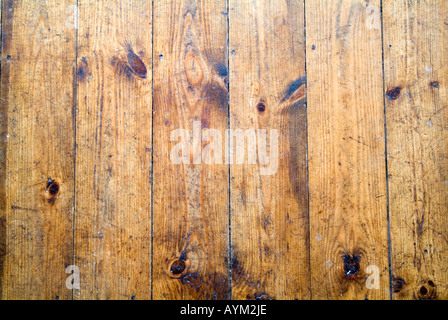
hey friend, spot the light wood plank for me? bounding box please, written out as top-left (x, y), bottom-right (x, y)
top-left (229, 0), bottom-right (310, 300)
top-left (383, 0), bottom-right (448, 300)
top-left (152, 0), bottom-right (230, 300)
top-left (74, 0), bottom-right (152, 299)
top-left (306, 0), bottom-right (389, 299)
top-left (0, 0), bottom-right (76, 299)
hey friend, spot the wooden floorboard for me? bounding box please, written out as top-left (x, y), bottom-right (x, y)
top-left (0, 0), bottom-right (447, 300)
top-left (0, 0), bottom-right (76, 299)
top-left (229, 0), bottom-right (310, 300)
top-left (152, 0), bottom-right (230, 300)
top-left (383, 0), bottom-right (448, 300)
top-left (74, 0), bottom-right (152, 299)
top-left (306, 0), bottom-right (389, 299)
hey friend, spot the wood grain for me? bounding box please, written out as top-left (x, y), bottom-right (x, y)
top-left (0, 0), bottom-right (76, 299)
top-left (74, 0), bottom-right (152, 299)
top-left (0, 0), bottom-right (4, 299)
top-left (0, 0), bottom-right (447, 301)
top-left (306, 0), bottom-right (389, 299)
top-left (152, 0), bottom-right (230, 299)
top-left (229, 0), bottom-right (310, 300)
top-left (383, 0), bottom-right (448, 300)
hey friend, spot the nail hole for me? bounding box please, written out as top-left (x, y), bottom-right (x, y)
top-left (428, 280), bottom-right (435, 287)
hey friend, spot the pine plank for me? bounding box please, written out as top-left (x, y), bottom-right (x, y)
top-left (74, 0), bottom-right (152, 299)
top-left (306, 0), bottom-right (389, 299)
top-left (229, 0), bottom-right (310, 300)
top-left (0, 0), bottom-right (76, 299)
top-left (152, 0), bottom-right (230, 300)
top-left (383, 0), bottom-right (448, 300)
top-left (0, 0), bottom-right (4, 299)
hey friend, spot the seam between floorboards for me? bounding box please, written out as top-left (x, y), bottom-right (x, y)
top-left (380, 0), bottom-right (393, 301)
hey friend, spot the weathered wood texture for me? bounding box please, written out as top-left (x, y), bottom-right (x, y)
top-left (0, 0), bottom-right (76, 299)
top-left (74, 0), bottom-right (152, 299)
top-left (306, 0), bottom-right (389, 299)
top-left (383, 0), bottom-right (448, 300)
top-left (0, 0), bottom-right (447, 300)
top-left (229, 0), bottom-right (310, 300)
top-left (152, 0), bottom-right (230, 299)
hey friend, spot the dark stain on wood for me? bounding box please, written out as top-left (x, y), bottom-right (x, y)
top-left (0, 216), bottom-right (5, 298)
top-left (77, 58), bottom-right (88, 82)
top-left (179, 271), bottom-right (229, 299)
top-left (215, 62), bottom-right (228, 78)
top-left (287, 100), bottom-right (308, 207)
top-left (391, 276), bottom-right (406, 293)
top-left (0, 0), bottom-right (16, 298)
top-left (231, 254), bottom-right (270, 299)
top-left (281, 76), bottom-right (307, 103)
top-left (201, 81), bottom-right (228, 114)
top-left (386, 87), bottom-right (402, 100)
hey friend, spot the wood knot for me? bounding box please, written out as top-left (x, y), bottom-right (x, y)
top-left (386, 87), bottom-right (402, 100)
top-left (110, 42), bottom-right (147, 80)
top-left (126, 43), bottom-right (147, 79)
top-left (430, 81), bottom-right (440, 88)
top-left (417, 279), bottom-right (436, 300)
top-left (185, 46), bottom-right (205, 87)
top-left (170, 260), bottom-right (186, 275)
top-left (43, 178), bottom-right (60, 203)
top-left (168, 255), bottom-right (189, 279)
top-left (342, 252), bottom-right (361, 279)
top-left (256, 101), bottom-right (266, 113)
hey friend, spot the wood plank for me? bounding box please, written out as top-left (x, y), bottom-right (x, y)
top-left (0, 0), bottom-right (4, 299)
top-left (152, 0), bottom-right (230, 300)
top-left (383, 0), bottom-right (448, 300)
top-left (0, 0), bottom-right (76, 299)
top-left (306, 0), bottom-right (389, 299)
top-left (229, 0), bottom-right (310, 300)
top-left (74, 0), bottom-right (152, 299)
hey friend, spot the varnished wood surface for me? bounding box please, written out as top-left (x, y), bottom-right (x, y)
top-left (0, 0), bottom-right (447, 300)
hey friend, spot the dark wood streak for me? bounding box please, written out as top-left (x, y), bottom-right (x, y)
top-left (0, 0), bottom-right (15, 297)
